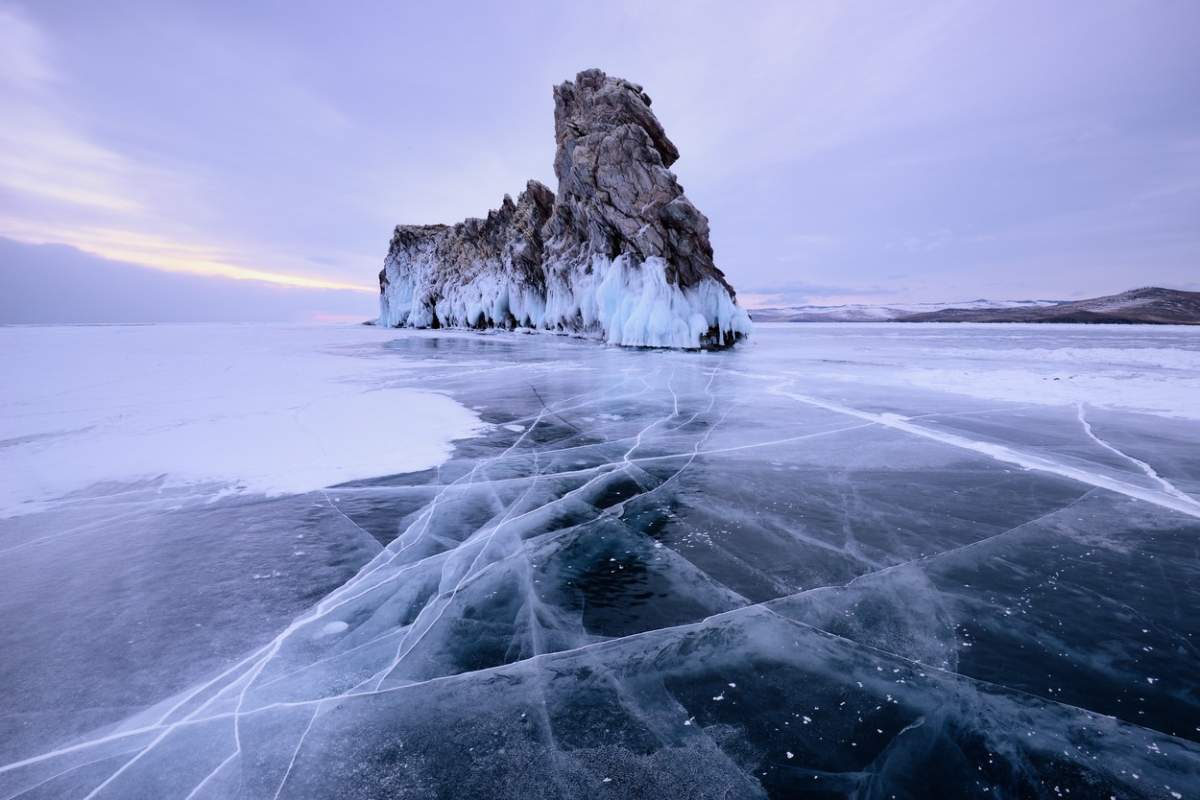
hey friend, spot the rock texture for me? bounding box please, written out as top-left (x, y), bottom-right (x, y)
top-left (378, 69), bottom-right (751, 349)
top-left (379, 181), bottom-right (554, 331)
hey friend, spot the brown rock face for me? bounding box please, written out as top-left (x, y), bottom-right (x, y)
top-left (378, 69), bottom-right (750, 349)
top-left (546, 69), bottom-right (731, 293)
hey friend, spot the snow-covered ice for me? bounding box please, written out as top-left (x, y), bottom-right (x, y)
top-left (1, 322), bottom-right (1198, 798)
top-left (0, 324), bottom-right (482, 516)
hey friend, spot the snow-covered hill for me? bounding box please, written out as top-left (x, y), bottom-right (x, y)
top-left (898, 287), bottom-right (1200, 324)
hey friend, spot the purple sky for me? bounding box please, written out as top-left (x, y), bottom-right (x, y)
top-left (2, 1), bottom-right (1198, 320)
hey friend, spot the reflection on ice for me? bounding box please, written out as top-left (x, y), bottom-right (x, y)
top-left (1, 323), bottom-right (1199, 798)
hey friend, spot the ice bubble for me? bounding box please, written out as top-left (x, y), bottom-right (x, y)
top-left (316, 621), bottom-right (349, 638)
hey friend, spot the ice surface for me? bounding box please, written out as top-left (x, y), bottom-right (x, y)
top-left (0, 324), bottom-right (482, 516)
top-left (1, 322), bottom-right (1198, 798)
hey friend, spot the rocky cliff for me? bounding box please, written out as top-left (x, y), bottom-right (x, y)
top-left (378, 69), bottom-right (751, 349)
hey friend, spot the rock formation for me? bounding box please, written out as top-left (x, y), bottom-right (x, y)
top-left (378, 69), bottom-right (751, 349)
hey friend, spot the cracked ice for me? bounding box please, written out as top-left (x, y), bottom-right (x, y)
top-left (1, 322), bottom-right (1199, 799)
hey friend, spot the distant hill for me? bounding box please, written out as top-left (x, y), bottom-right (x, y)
top-left (896, 287), bottom-right (1200, 325)
top-left (749, 298), bottom-right (1058, 323)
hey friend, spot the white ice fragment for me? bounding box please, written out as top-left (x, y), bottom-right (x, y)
top-left (315, 621), bottom-right (349, 638)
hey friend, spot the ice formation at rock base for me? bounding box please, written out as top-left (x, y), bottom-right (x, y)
top-left (381, 253), bottom-right (751, 349)
top-left (377, 69), bottom-right (752, 350)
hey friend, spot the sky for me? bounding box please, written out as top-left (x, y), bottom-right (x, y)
top-left (1, 0), bottom-right (1197, 321)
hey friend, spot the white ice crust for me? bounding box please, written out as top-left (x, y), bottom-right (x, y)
top-left (0, 324), bottom-right (483, 517)
top-left (379, 253), bottom-right (752, 349)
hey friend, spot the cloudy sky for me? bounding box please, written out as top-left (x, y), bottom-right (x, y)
top-left (2, 0), bottom-right (1197, 321)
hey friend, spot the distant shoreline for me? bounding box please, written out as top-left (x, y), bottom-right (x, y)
top-left (749, 287), bottom-right (1200, 326)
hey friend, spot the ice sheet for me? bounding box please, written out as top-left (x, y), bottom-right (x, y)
top-left (753, 323), bottom-right (1200, 419)
top-left (1, 322), bottom-right (1198, 798)
top-left (0, 324), bottom-right (483, 517)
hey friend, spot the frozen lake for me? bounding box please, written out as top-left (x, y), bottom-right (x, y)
top-left (2, 322), bottom-right (1199, 798)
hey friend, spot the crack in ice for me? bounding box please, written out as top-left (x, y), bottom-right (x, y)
top-left (1075, 402), bottom-right (1196, 505)
top-left (772, 384), bottom-right (1200, 520)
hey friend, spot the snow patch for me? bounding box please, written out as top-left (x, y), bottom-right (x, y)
top-left (0, 324), bottom-right (483, 517)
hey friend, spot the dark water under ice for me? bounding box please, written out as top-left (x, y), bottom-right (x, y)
top-left (2, 324), bottom-right (1199, 799)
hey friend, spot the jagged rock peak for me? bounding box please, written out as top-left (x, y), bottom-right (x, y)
top-left (546, 69), bottom-right (732, 294)
top-left (378, 69), bottom-right (751, 349)
top-left (553, 69), bottom-right (680, 167)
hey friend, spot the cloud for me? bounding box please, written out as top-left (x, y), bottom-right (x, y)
top-left (0, 6), bottom-right (145, 214)
top-left (892, 229), bottom-right (955, 254)
top-left (0, 217), bottom-right (375, 292)
top-left (2, 0), bottom-right (1197, 317)
top-left (0, 237), bottom-right (375, 323)
top-left (0, 3), bottom-right (373, 294)
top-left (0, 3), bottom-right (50, 86)
top-left (737, 280), bottom-right (895, 308)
